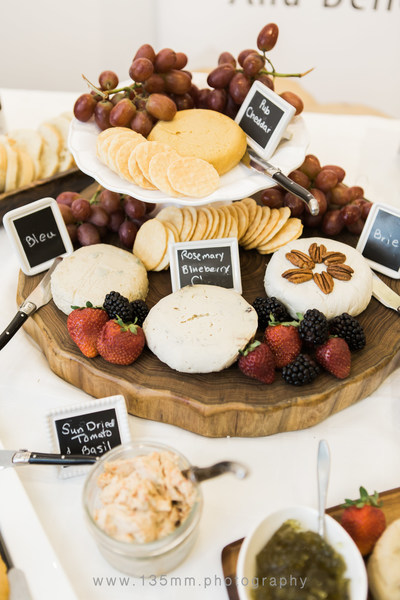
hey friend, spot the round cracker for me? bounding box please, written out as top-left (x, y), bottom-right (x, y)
top-left (133, 219), bottom-right (168, 270)
top-left (153, 227), bottom-right (176, 271)
top-left (200, 206), bottom-right (214, 239)
top-left (127, 151), bottom-right (156, 189)
top-left (240, 197), bottom-right (257, 225)
top-left (257, 206), bottom-right (291, 250)
top-left (96, 127), bottom-right (132, 163)
top-left (240, 204), bottom-right (263, 246)
top-left (148, 150), bottom-right (182, 197)
top-left (242, 206), bottom-right (271, 249)
top-left (258, 218), bottom-right (303, 254)
top-left (167, 157), bottom-right (219, 198)
top-left (255, 208), bottom-right (280, 247)
top-left (107, 132), bottom-right (139, 172)
top-left (115, 136), bottom-right (146, 182)
top-left (134, 141), bottom-right (171, 181)
top-left (156, 206), bottom-right (184, 238)
top-left (214, 206), bottom-right (227, 240)
top-left (207, 206), bottom-right (221, 239)
top-left (189, 207), bottom-right (208, 241)
top-left (231, 202), bottom-right (249, 240)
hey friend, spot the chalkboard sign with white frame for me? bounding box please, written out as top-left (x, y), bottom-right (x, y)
top-left (3, 197), bottom-right (73, 276)
top-left (356, 202), bottom-right (400, 279)
top-left (47, 395), bottom-right (131, 478)
top-left (169, 237), bottom-right (242, 293)
top-left (235, 80), bottom-right (296, 160)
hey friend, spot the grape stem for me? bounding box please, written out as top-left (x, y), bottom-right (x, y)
top-left (81, 74), bottom-right (142, 100)
top-left (257, 66), bottom-right (314, 79)
top-left (81, 74), bottom-right (107, 99)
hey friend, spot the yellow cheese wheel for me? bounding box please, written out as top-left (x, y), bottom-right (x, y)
top-left (147, 109), bottom-right (247, 175)
top-left (0, 556), bottom-right (9, 600)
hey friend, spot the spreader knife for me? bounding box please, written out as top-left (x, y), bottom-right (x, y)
top-left (0, 449), bottom-right (99, 470)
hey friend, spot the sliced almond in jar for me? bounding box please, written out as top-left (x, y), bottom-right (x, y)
top-left (167, 157), bottom-right (219, 198)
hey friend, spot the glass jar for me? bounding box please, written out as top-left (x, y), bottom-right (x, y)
top-left (82, 440), bottom-right (203, 577)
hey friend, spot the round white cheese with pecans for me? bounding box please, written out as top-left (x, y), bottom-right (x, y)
top-left (264, 237), bottom-right (373, 319)
top-left (143, 284), bottom-right (258, 373)
top-left (51, 244), bottom-right (148, 315)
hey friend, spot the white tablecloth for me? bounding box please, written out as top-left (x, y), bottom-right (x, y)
top-left (1, 88), bottom-right (400, 599)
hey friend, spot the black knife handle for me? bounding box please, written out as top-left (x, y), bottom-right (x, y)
top-left (0, 311), bottom-right (30, 350)
top-left (28, 452), bottom-right (99, 466)
top-left (272, 172), bottom-right (319, 215)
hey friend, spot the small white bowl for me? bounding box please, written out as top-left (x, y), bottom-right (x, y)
top-left (237, 505), bottom-right (368, 600)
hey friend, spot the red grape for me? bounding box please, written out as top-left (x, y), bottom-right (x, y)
top-left (257, 23), bottom-right (279, 51)
top-left (108, 209), bottom-right (125, 233)
top-left (56, 191), bottom-right (80, 206)
top-left (255, 73), bottom-right (274, 90)
top-left (314, 169), bottom-right (338, 192)
top-left (299, 155), bottom-right (321, 179)
top-left (218, 52), bottom-right (236, 68)
top-left (129, 58), bottom-right (154, 82)
top-left (71, 198), bottom-right (91, 221)
top-left (279, 91), bottom-right (304, 116)
top-left (77, 223), bottom-right (100, 246)
top-left (260, 187), bottom-right (284, 209)
top-left (207, 64), bottom-right (236, 89)
top-left (321, 210), bottom-right (344, 236)
top-left (243, 53), bottom-right (265, 77)
top-left (146, 94), bottom-right (177, 120)
top-left (346, 186), bottom-right (365, 202)
top-left (99, 189), bottom-right (121, 214)
top-left (109, 99), bottom-right (136, 127)
top-left (94, 100), bottom-right (113, 130)
top-left (330, 183), bottom-right (349, 206)
top-left (164, 70), bottom-right (192, 94)
top-left (238, 49), bottom-right (258, 68)
top-left (341, 203), bottom-right (361, 225)
top-left (288, 169), bottom-right (310, 189)
top-left (322, 164), bottom-right (346, 182)
top-left (88, 206), bottom-right (110, 228)
top-left (118, 220), bottom-right (138, 248)
top-left (145, 202), bottom-right (156, 214)
top-left (175, 52), bottom-right (188, 69)
top-left (58, 203), bottom-right (75, 225)
top-left (130, 111), bottom-right (154, 136)
top-left (124, 196), bottom-right (146, 220)
top-left (155, 48), bottom-right (176, 72)
top-left (362, 201), bottom-right (372, 220)
top-left (229, 73), bottom-right (252, 104)
top-left (346, 218), bottom-right (365, 235)
top-left (133, 44), bottom-right (156, 63)
top-left (99, 70), bottom-right (118, 91)
top-left (224, 94), bottom-right (240, 119)
top-left (144, 74), bottom-right (166, 93)
top-left (307, 188), bottom-right (328, 216)
top-left (302, 212), bottom-right (323, 228)
top-left (197, 88), bottom-right (211, 109)
top-left (66, 223), bottom-right (78, 243)
top-left (207, 89), bottom-right (227, 112)
top-left (170, 93), bottom-right (194, 110)
top-left (283, 192), bottom-right (304, 217)
top-left (73, 94), bottom-right (97, 122)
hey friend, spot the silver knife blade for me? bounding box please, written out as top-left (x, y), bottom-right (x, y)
top-left (0, 449), bottom-right (99, 469)
top-left (372, 272), bottom-right (400, 313)
top-left (21, 256), bottom-right (62, 312)
top-left (243, 147), bottom-right (320, 216)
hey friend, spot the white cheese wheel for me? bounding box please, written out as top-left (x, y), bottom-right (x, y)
top-left (51, 244), bottom-right (148, 315)
top-left (367, 518), bottom-right (400, 600)
top-left (264, 237), bottom-right (373, 319)
top-left (143, 285), bottom-right (258, 373)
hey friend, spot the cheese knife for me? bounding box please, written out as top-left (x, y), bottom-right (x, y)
top-left (372, 272), bottom-right (400, 313)
top-left (0, 528), bottom-right (34, 600)
top-left (0, 256), bottom-right (62, 351)
top-left (0, 449), bottom-right (99, 469)
top-left (242, 147), bottom-right (320, 216)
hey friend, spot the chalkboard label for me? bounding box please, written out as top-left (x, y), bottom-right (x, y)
top-left (356, 202), bottom-right (400, 279)
top-left (3, 197), bottom-right (73, 275)
top-left (235, 80), bottom-right (296, 160)
top-left (169, 237), bottom-right (242, 293)
top-left (47, 395), bottom-right (131, 478)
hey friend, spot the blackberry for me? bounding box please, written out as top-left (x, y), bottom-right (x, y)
top-left (282, 354), bottom-right (320, 386)
top-left (103, 291), bottom-right (133, 322)
top-left (130, 299), bottom-right (150, 327)
top-left (298, 308), bottom-right (329, 346)
top-left (252, 296), bottom-right (290, 329)
top-left (329, 313), bottom-right (366, 350)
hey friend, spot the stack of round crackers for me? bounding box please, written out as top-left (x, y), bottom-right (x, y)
top-left (96, 127), bottom-right (219, 198)
top-left (133, 197), bottom-right (303, 271)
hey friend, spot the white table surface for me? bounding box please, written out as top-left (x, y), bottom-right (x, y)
top-left (1, 88), bottom-right (400, 599)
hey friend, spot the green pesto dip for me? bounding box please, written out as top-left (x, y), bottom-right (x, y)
top-left (252, 519), bottom-right (349, 600)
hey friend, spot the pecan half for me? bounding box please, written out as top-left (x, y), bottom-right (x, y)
top-left (309, 243), bottom-right (327, 264)
top-left (285, 250), bottom-right (315, 269)
top-left (313, 271), bottom-right (334, 294)
top-left (322, 251), bottom-right (347, 265)
top-left (282, 268), bottom-right (313, 283)
top-left (326, 264), bottom-right (354, 280)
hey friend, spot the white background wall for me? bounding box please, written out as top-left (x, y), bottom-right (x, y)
top-left (1, 0), bottom-right (399, 117)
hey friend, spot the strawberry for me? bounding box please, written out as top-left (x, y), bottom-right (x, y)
top-left (315, 336), bottom-right (351, 379)
top-left (238, 341), bottom-right (276, 384)
top-left (67, 303), bottom-right (109, 358)
top-left (97, 317), bottom-right (145, 365)
top-left (340, 486), bottom-right (386, 556)
top-left (264, 316), bottom-right (301, 368)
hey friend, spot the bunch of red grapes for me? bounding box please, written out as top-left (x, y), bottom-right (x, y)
top-left (197, 23), bottom-right (306, 119)
top-left (73, 23), bottom-right (307, 137)
top-left (260, 154), bottom-right (371, 236)
top-left (56, 189), bottom-right (154, 248)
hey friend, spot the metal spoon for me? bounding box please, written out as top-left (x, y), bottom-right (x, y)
top-left (317, 439), bottom-right (331, 539)
top-left (183, 461), bottom-right (249, 483)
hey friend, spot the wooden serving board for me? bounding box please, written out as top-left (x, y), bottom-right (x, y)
top-left (221, 487), bottom-right (400, 600)
top-left (16, 232), bottom-right (400, 438)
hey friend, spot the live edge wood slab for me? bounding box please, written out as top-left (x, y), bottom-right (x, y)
top-left (16, 234), bottom-right (400, 438)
